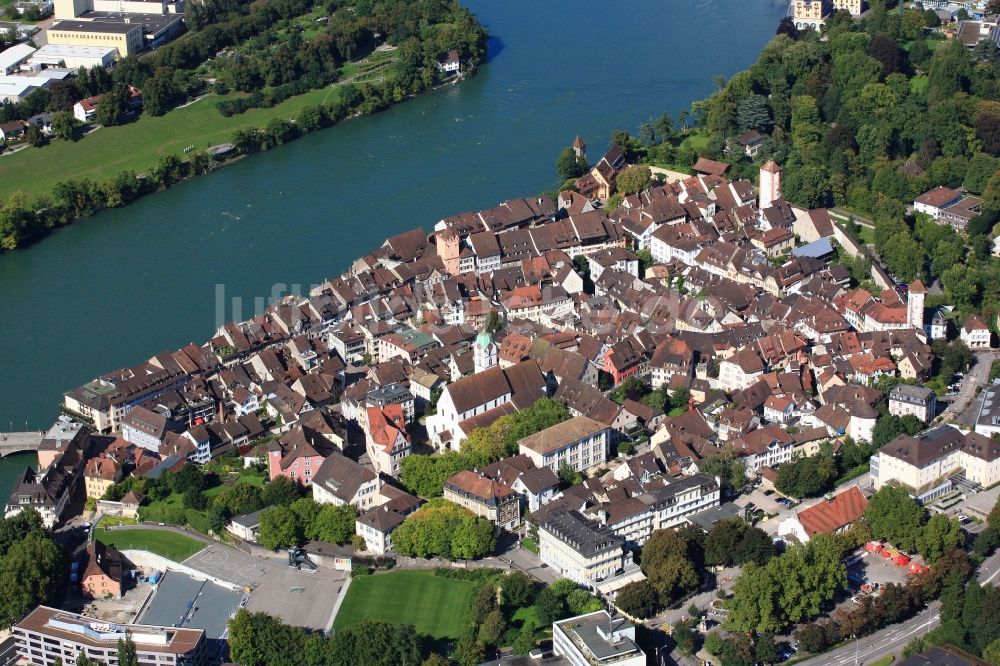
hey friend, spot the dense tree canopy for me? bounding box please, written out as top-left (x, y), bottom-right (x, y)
top-left (391, 498), bottom-right (496, 560)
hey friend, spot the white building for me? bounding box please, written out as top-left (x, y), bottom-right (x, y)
top-left (871, 426), bottom-right (1000, 502)
top-left (553, 611), bottom-right (647, 666)
top-left (889, 384), bottom-right (937, 423)
top-left (961, 315), bottom-right (992, 350)
top-left (538, 510), bottom-right (628, 587)
top-left (29, 43), bottom-right (117, 69)
top-left (518, 415), bottom-right (611, 473)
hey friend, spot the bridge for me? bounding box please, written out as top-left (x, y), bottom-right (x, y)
top-left (0, 432), bottom-right (45, 458)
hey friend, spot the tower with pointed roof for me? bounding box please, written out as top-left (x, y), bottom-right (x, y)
top-left (759, 160), bottom-right (782, 209)
top-left (907, 279), bottom-right (926, 330)
top-left (572, 135), bottom-right (587, 160)
top-left (473, 323), bottom-right (498, 373)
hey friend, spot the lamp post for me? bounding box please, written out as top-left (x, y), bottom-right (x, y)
top-left (854, 633), bottom-right (859, 666)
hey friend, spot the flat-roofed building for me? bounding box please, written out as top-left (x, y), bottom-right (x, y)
top-left (13, 605), bottom-right (207, 666)
top-left (47, 19), bottom-right (143, 56)
top-left (552, 611), bottom-right (646, 666)
top-left (0, 43), bottom-right (36, 74)
top-left (518, 415), bottom-right (611, 473)
top-left (889, 384), bottom-right (936, 422)
top-left (29, 43), bottom-right (118, 69)
top-left (538, 510), bottom-right (627, 587)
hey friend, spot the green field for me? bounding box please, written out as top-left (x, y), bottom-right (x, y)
top-left (0, 84), bottom-right (343, 200)
top-left (95, 527), bottom-right (206, 561)
top-left (333, 570), bottom-right (477, 639)
top-left (910, 74), bottom-right (929, 95)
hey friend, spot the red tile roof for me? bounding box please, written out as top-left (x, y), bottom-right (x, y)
top-left (795, 486), bottom-right (868, 537)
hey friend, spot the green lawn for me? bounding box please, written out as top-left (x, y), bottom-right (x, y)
top-left (333, 570), bottom-right (477, 639)
top-left (910, 74), bottom-right (928, 95)
top-left (521, 538), bottom-right (539, 555)
top-left (857, 225), bottom-right (875, 245)
top-left (95, 527), bottom-right (205, 561)
top-left (0, 84), bottom-right (343, 200)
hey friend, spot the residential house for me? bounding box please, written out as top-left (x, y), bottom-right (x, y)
top-left (889, 384), bottom-right (937, 422)
top-left (732, 425), bottom-right (795, 474)
top-left (83, 456), bottom-right (121, 499)
top-left (777, 486), bottom-right (868, 543)
top-left (961, 315), bottom-right (991, 350)
top-left (364, 404), bottom-right (410, 476)
top-left (80, 540), bottom-right (128, 599)
top-left (311, 452), bottom-right (383, 511)
top-left (443, 469), bottom-right (521, 531)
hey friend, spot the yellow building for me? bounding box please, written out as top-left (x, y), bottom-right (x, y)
top-left (832, 0), bottom-right (863, 15)
top-left (48, 20), bottom-right (144, 57)
top-left (792, 0), bottom-right (830, 30)
top-left (83, 457), bottom-right (121, 499)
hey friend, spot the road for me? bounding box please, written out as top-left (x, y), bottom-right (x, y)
top-left (798, 549), bottom-right (1000, 665)
top-left (945, 350), bottom-right (1000, 427)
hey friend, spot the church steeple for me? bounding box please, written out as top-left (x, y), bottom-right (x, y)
top-left (473, 323), bottom-right (498, 373)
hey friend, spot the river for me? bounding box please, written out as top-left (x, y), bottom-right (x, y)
top-left (0, 0), bottom-right (787, 431)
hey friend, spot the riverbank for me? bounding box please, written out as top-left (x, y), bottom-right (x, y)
top-left (0, 66), bottom-right (478, 253)
top-left (0, 0), bottom-right (787, 430)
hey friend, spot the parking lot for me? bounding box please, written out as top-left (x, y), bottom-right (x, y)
top-left (183, 545), bottom-right (346, 631)
top-left (847, 550), bottom-right (913, 588)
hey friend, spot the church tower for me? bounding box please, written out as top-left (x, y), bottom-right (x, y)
top-left (473, 325), bottom-right (498, 373)
top-left (907, 279), bottom-right (927, 330)
top-left (759, 160), bottom-right (782, 209)
top-left (572, 135), bottom-right (587, 161)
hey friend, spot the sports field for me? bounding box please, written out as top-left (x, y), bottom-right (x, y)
top-left (332, 570), bottom-right (476, 639)
top-left (95, 527), bottom-right (206, 561)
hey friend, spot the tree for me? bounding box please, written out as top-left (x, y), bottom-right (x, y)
top-left (329, 620), bottom-right (422, 666)
top-left (51, 111), bottom-right (79, 141)
top-left (775, 454), bottom-right (837, 498)
top-left (391, 498), bottom-right (495, 560)
top-left (311, 504), bottom-right (356, 544)
top-left (400, 452), bottom-right (470, 498)
top-left (918, 513), bottom-right (963, 563)
top-left (0, 531), bottom-right (67, 628)
top-left (452, 634), bottom-right (484, 666)
top-left (615, 165), bottom-right (652, 196)
top-left (737, 94), bottom-right (772, 133)
top-left (95, 86), bottom-right (129, 127)
top-left (927, 39), bottom-right (971, 105)
top-left (421, 655), bottom-right (450, 666)
top-left (117, 631), bottom-right (138, 666)
top-left (556, 146), bottom-right (587, 180)
top-left (615, 580), bottom-right (658, 619)
top-left (257, 506), bottom-right (301, 551)
top-left (142, 67), bottom-right (179, 117)
top-left (512, 625), bottom-right (536, 655)
top-left (478, 608), bottom-right (506, 647)
top-left (261, 476), bottom-right (300, 507)
top-left (705, 518), bottom-right (745, 568)
top-left (864, 485), bottom-right (926, 553)
top-left (501, 571), bottom-right (535, 609)
top-left (755, 634), bottom-right (780, 665)
top-left (777, 17), bottom-right (799, 40)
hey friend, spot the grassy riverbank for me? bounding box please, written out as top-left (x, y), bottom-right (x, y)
top-left (0, 86), bottom-right (342, 200)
